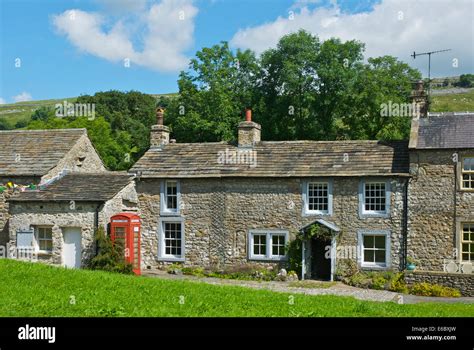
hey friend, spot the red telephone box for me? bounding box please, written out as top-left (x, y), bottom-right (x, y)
top-left (110, 213), bottom-right (141, 275)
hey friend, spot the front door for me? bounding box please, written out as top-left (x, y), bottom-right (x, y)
top-left (63, 228), bottom-right (82, 268)
top-left (311, 237), bottom-right (331, 280)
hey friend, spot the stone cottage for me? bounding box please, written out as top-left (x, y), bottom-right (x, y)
top-left (7, 172), bottom-right (137, 268)
top-left (406, 110), bottom-right (474, 295)
top-left (131, 109), bottom-right (410, 282)
top-left (0, 128), bottom-right (105, 246)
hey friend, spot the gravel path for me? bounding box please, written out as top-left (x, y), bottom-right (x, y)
top-left (142, 269), bottom-right (472, 304)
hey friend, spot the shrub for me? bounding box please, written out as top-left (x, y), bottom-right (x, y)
top-left (335, 259), bottom-right (359, 281)
top-left (389, 273), bottom-right (409, 293)
top-left (347, 272), bottom-right (372, 289)
top-left (409, 283), bottom-right (461, 297)
top-left (286, 239), bottom-right (303, 277)
top-left (88, 227), bottom-right (133, 274)
top-left (371, 275), bottom-right (388, 290)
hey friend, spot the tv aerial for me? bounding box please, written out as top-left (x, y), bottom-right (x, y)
top-left (411, 49), bottom-right (451, 96)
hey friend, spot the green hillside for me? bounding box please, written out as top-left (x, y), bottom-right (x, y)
top-left (430, 89), bottom-right (474, 112)
top-left (0, 93), bottom-right (178, 130)
top-left (1, 89), bottom-right (472, 131)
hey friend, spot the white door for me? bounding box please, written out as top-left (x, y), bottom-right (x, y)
top-left (63, 228), bottom-right (82, 268)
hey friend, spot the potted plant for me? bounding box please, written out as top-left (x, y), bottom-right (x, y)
top-left (406, 257), bottom-right (416, 271)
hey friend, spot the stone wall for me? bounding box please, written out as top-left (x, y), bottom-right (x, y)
top-left (0, 176), bottom-right (41, 247)
top-left (42, 133), bottom-right (106, 183)
top-left (136, 177), bottom-right (407, 272)
top-left (101, 182), bottom-right (139, 224)
top-left (404, 270), bottom-right (474, 296)
top-left (8, 201), bottom-right (99, 265)
top-left (408, 150), bottom-right (474, 271)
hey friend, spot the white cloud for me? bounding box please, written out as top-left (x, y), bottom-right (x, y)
top-left (230, 0), bottom-right (474, 77)
top-left (0, 97), bottom-right (6, 104)
top-left (13, 92), bottom-right (33, 103)
top-left (52, 0), bottom-right (198, 72)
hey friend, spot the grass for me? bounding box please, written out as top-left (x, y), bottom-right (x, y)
top-left (431, 89), bottom-right (474, 112)
top-left (0, 260), bottom-right (472, 317)
top-left (0, 97), bottom-right (77, 129)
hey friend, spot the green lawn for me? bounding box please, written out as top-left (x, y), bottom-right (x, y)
top-left (0, 260), bottom-right (472, 317)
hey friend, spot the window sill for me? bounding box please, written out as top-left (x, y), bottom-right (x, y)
top-left (360, 264), bottom-right (389, 270)
top-left (359, 211), bottom-right (390, 219)
top-left (302, 210), bottom-right (332, 217)
top-left (160, 211), bottom-right (181, 217)
top-left (157, 256), bottom-right (185, 262)
top-left (248, 256), bottom-right (287, 262)
top-left (459, 188), bottom-right (474, 192)
top-left (37, 251), bottom-right (53, 256)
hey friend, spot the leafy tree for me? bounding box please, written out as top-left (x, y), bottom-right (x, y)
top-left (26, 91), bottom-right (156, 170)
top-left (0, 118), bottom-right (11, 130)
top-left (28, 116), bottom-right (132, 170)
top-left (164, 42), bottom-right (259, 142)
top-left (344, 55), bottom-right (421, 140)
top-left (455, 74), bottom-right (474, 88)
top-left (31, 106), bottom-right (55, 122)
top-left (255, 30), bottom-right (420, 141)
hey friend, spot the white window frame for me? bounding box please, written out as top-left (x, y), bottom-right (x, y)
top-left (357, 230), bottom-right (391, 269)
top-left (461, 222), bottom-right (474, 262)
top-left (158, 218), bottom-right (185, 262)
top-left (302, 180), bottom-right (333, 216)
top-left (248, 230), bottom-right (289, 261)
top-left (160, 180), bottom-right (181, 215)
top-left (359, 179), bottom-right (391, 218)
top-left (461, 157), bottom-right (474, 190)
top-left (35, 226), bottom-right (53, 253)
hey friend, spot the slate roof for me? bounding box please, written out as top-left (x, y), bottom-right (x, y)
top-left (130, 140), bottom-right (409, 178)
top-left (8, 172), bottom-right (132, 202)
top-left (0, 129), bottom-right (87, 176)
top-left (409, 112), bottom-right (474, 149)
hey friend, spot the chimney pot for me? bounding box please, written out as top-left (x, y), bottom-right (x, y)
top-left (238, 108), bottom-right (261, 147)
top-left (245, 108), bottom-right (252, 122)
top-left (150, 107), bottom-right (170, 147)
top-left (156, 108), bottom-right (165, 126)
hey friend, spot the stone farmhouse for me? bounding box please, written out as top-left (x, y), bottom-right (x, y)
top-left (1, 83), bottom-right (473, 295)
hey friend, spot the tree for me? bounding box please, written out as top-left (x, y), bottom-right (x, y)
top-left (343, 55), bottom-right (421, 140)
top-left (26, 90), bottom-right (156, 170)
top-left (164, 42), bottom-right (259, 142)
top-left (31, 106), bottom-right (55, 122)
top-left (455, 74), bottom-right (474, 88)
top-left (256, 30), bottom-right (420, 141)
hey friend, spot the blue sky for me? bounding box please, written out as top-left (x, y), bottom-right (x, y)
top-left (1, 0), bottom-right (472, 103)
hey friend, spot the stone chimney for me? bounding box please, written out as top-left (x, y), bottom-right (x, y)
top-left (410, 80), bottom-right (428, 118)
top-left (150, 108), bottom-right (170, 147)
top-left (238, 109), bottom-right (261, 147)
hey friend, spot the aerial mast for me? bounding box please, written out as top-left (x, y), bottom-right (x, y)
top-left (411, 49), bottom-right (451, 97)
